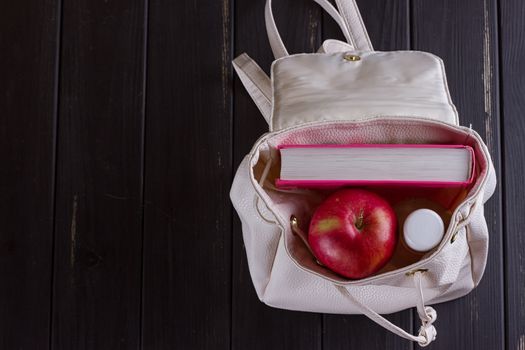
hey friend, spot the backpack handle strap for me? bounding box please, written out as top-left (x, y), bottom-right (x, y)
top-left (334, 0), bottom-right (374, 52)
top-left (265, 0), bottom-right (373, 59)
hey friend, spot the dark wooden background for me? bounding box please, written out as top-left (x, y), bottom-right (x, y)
top-left (0, 0), bottom-right (522, 348)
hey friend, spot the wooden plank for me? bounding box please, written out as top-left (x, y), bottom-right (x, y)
top-left (141, 0), bottom-right (232, 348)
top-left (500, 0), bottom-right (525, 348)
top-left (412, 0), bottom-right (504, 348)
top-left (231, 0), bottom-right (323, 349)
top-left (51, 0), bottom-right (146, 348)
top-left (0, 1), bottom-right (60, 348)
top-left (321, 1), bottom-right (413, 349)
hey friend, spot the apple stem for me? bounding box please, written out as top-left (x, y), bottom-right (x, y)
top-left (355, 209), bottom-right (365, 230)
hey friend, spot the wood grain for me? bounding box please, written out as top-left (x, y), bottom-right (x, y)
top-left (232, 0), bottom-right (323, 349)
top-left (0, 1), bottom-right (60, 348)
top-left (412, 0), bottom-right (504, 348)
top-left (500, 0), bottom-right (525, 349)
top-left (51, 0), bottom-right (146, 348)
top-left (321, 1), bottom-right (413, 349)
top-left (141, 0), bottom-right (233, 348)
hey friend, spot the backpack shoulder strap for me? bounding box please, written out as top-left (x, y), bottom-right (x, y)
top-left (232, 53), bottom-right (272, 124)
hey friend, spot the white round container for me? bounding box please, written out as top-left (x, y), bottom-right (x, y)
top-left (403, 208), bottom-right (445, 252)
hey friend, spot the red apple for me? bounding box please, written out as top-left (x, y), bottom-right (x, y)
top-left (308, 189), bottom-right (397, 279)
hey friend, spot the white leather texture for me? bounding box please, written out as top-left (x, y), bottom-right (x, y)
top-left (318, 39), bottom-right (355, 54)
top-left (271, 51), bottom-right (459, 131)
top-left (232, 53), bottom-right (272, 123)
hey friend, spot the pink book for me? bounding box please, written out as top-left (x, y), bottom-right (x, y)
top-left (275, 144), bottom-right (475, 189)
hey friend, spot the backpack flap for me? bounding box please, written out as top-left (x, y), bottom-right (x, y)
top-left (270, 50), bottom-right (459, 131)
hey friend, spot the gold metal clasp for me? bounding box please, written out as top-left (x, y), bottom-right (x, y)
top-left (290, 215), bottom-right (323, 266)
top-left (344, 54), bottom-right (361, 61)
top-left (406, 268), bottom-right (429, 276)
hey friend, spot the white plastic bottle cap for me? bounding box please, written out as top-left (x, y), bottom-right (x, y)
top-left (403, 209), bottom-right (445, 252)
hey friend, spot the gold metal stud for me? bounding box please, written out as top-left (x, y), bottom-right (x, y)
top-left (405, 268), bottom-right (429, 276)
top-left (344, 54), bottom-right (361, 61)
top-left (290, 215), bottom-right (318, 260)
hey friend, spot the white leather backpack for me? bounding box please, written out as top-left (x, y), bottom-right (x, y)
top-left (230, 0), bottom-right (497, 346)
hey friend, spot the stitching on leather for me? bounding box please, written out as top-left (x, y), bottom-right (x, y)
top-left (240, 66), bottom-right (271, 101)
top-left (428, 228), bottom-right (476, 303)
top-left (336, 0), bottom-right (358, 48)
top-left (464, 225), bottom-right (478, 287)
top-left (350, 0), bottom-right (374, 50)
top-left (270, 60), bottom-right (276, 131)
top-left (233, 54), bottom-right (271, 100)
top-left (337, 0), bottom-right (373, 50)
top-left (435, 56), bottom-right (460, 125)
top-left (260, 226), bottom-right (285, 301)
top-left (463, 207), bottom-right (488, 287)
top-left (237, 74), bottom-right (272, 121)
top-left (270, 50), bottom-right (448, 69)
top-left (266, 0), bottom-right (289, 58)
top-left (233, 55), bottom-right (272, 123)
